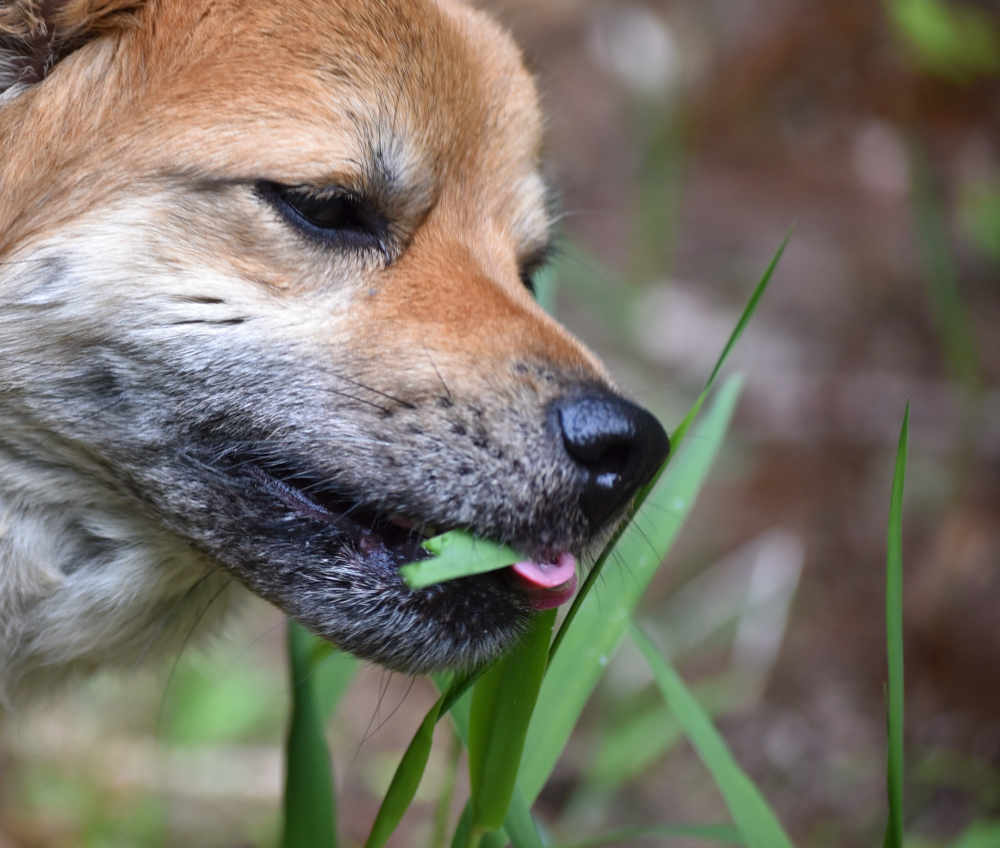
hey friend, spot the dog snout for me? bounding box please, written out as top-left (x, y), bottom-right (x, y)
top-left (554, 392), bottom-right (670, 531)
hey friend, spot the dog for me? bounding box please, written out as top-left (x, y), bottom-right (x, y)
top-left (0, 0), bottom-right (669, 702)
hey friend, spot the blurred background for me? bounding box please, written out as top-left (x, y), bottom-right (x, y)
top-left (2, 0), bottom-right (998, 845)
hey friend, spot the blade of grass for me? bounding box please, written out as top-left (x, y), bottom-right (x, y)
top-left (884, 404), bottom-right (910, 848)
top-left (402, 531), bottom-right (520, 589)
top-left (364, 668), bottom-right (486, 848)
top-left (550, 232), bottom-right (787, 664)
top-left (502, 787), bottom-right (546, 848)
top-left (282, 620), bottom-right (337, 848)
top-left (364, 697), bottom-right (442, 848)
top-left (443, 681), bottom-right (545, 848)
top-left (450, 802), bottom-right (474, 848)
top-left (430, 730), bottom-right (463, 848)
top-left (706, 232), bottom-right (790, 391)
top-left (512, 236), bottom-right (782, 803)
top-left (671, 231), bottom-right (789, 455)
top-left (631, 623), bottom-right (793, 848)
top-left (468, 610), bottom-right (555, 839)
top-left (519, 374), bottom-right (744, 803)
top-left (555, 824), bottom-right (743, 848)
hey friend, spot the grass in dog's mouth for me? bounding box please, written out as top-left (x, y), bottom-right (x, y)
top-left (239, 461), bottom-right (578, 607)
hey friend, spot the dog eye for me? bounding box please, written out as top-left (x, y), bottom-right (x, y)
top-left (257, 181), bottom-right (387, 255)
top-left (519, 245), bottom-right (554, 297)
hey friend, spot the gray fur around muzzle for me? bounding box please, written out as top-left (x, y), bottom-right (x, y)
top-left (101, 354), bottom-right (669, 674)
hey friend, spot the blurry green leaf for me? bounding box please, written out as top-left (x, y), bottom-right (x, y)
top-left (587, 672), bottom-right (748, 788)
top-left (889, 0), bottom-right (1000, 80)
top-left (884, 405), bottom-right (909, 848)
top-left (401, 530), bottom-right (521, 589)
top-left (84, 797), bottom-right (167, 848)
top-left (519, 375), bottom-right (744, 803)
top-left (556, 824), bottom-right (743, 847)
top-left (950, 821), bottom-right (1000, 848)
top-left (312, 648), bottom-right (358, 719)
top-left (960, 180), bottom-right (1000, 262)
top-left (911, 146), bottom-right (981, 394)
top-left (631, 624), bottom-right (793, 848)
top-left (589, 701), bottom-right (685, 787)
top-left (550, 242), bottom-right (634, 335)
top-left (468, 610), bottom-right (555, 836)
top-left (283, 620), bottom-right (337, 848)
top-left (533, 263), bottom-right (559, 316)
top-left (163, 659), bottom-right (283, 746)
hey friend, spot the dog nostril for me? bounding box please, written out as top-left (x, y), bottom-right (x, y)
top-left (555, 392), bottom-right (670, 531)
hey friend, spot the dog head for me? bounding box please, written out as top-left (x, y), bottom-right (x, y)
top-left (0, 0), bottom-right (668, 679)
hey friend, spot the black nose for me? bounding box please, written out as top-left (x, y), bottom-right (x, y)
top-left (555, 392), bottom-right (670, 531)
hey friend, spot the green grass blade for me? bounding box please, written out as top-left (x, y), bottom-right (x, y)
top-left (884, 405), bottom-right (910, 848)
top-left (282, 620), bottom-right (337, 848)
top-left (468, 610), bottom-right (555, 836)
top-left (450, 802), bottom-right (475, 848)
top-left (364, 697), bottom-right (442, 848)
top-left (550, 234), bottom-right (787, 663)
top-left (631, 624), bottom-right (793, 848)
top-left (519, 375), bottom-right (744, 803)
top-left (441, 681), bottom-right (545, 848)
top-left (668, 231), bottom-right (788, 455)
top-left (555, 824), bottom-right (743, 847)
top-left (402, 531), bottom-right (521, 589)
top-left (502, 786), bottom-right (545, 848)
top-left (431, 729), bottom-right (463, 848)
top-left (705, 232), bottom-right (790, 391)
top-left (363, 668), bottom-right (488, 848)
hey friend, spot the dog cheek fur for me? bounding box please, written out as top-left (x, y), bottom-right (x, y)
top-left (0, 235), bottom-right (240, 702)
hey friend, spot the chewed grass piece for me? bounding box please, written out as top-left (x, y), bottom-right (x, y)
top-left (401, 530), bottom-right (521, 589)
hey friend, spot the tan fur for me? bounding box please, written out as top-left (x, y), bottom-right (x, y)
top-left (0, 0), bottom-right (636, 701)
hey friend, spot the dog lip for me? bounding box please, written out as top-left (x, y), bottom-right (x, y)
top-left (243, 462), bottom-right (432, 563)
top-left (239, 459), bottom-right (577, 607)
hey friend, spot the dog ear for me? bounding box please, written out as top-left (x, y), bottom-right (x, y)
top-left (0, 0), bottom-right (141, 93)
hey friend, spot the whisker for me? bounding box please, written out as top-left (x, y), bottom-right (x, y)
top-left (421, 343), bottom-right (453, 404)
top-left (334, 373), bottom-right (416, 410)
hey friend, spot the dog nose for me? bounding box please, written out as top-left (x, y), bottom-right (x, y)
top-left (555, 392), bottom-right (670, 530)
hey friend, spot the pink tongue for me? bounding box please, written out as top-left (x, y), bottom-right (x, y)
top-left (511, 552), bottom-right (577, 589)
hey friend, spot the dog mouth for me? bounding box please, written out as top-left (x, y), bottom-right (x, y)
top-left (242, 461), bottom-right (578, 610)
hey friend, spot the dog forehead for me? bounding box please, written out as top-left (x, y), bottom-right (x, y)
top-left (141, 0), bottom-right (543, 185)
